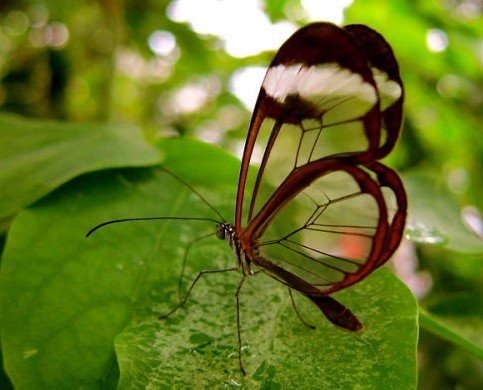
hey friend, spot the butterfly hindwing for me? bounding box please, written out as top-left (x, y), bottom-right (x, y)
top-left (246, 159), bottom-right (391, 294)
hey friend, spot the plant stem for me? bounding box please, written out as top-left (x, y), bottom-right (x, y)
top-left (419, 310), bottom-right (483, 360)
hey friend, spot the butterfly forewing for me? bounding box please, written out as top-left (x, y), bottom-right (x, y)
top-left (235, 23), bottom-right (383, 228)
top-left (244, 117), bottom-right (375, 221)
top-left (344, 24), bottom-right (404, 157)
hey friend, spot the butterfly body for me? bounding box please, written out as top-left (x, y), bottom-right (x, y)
top-left (216, 222), bottom-right (258, 276)
top-left (216, 215), bottom-right (366, 333)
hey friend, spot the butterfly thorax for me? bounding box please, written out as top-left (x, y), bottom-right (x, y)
top-left (216, 222), bottom-right (254, 276)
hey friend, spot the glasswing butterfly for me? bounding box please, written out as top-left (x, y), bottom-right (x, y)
top-left (88, 22), bottom-right (407, 375)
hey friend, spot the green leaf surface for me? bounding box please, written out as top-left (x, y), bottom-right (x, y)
top-left (0, 113), bottom-right (162, 220)
top-left (420, 294), bottom-right (483, 360)
top-left (1, 138), bottom-right (417, 389)
top-left (402, 171), bottom-right (483, 253)
top-left (115, 268), bottom-right (417, 389)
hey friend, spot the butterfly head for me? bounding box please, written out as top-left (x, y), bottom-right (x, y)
top-left (215, 222), bottom-right (234, 240)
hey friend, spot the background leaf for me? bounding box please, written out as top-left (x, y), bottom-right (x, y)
top-left (0, 113), bottom-right (162, 220)
top-left (1, 139), bottom-right (417, 389)
top-left (403, 171), bottom-right (483, 253)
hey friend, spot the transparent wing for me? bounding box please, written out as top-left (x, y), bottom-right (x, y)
top-left (248, 159), bottom-right (406, 295)
top-left (234, 22), bottom-right (382, 228)
top-left (344, 24), bottom-right (404, 158)
top-left (235, 23), bottom-right (406, 296)
top-left (234, 23), bottom-right (404, 230)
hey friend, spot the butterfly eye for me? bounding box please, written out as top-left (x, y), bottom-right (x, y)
top-left (216, 223), bottom-right (226, 239)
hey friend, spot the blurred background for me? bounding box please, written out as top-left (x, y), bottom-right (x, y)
top-left (0, 0), bottom-right (481, 388)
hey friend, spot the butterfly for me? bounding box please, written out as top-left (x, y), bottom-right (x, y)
top-left (88, 22), bottom-right (407, 375)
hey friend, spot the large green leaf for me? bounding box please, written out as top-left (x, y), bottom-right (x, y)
top-left (1, 139), bottom-right (418, 389)
top-left (115, 268), bottom-right (417, 389)
top-left (0, 113), bottom-right (162, 220)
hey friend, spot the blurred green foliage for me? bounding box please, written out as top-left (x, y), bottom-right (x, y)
top-left (0, 0), bottom-right (482, 388)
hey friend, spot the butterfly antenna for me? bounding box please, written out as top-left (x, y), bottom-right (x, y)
top-left (161, 168), bottom-right (225, 221)
top-left (86, 216), bottom-right (220, 238)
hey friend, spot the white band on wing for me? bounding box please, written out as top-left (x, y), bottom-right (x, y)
top-left (371, 67), bottom-right (402, 110)
top-left (262, 63), bottom-right (378, 108)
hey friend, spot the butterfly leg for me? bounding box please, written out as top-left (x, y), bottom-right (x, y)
top-left (178, 232), bottom-right (216, 299)
top-left (159, 266), bottom-right (238, 320)
top-left (235, 274), bottom-right (248, 376)
top-left (288, 288), bottom-right (316, 330)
